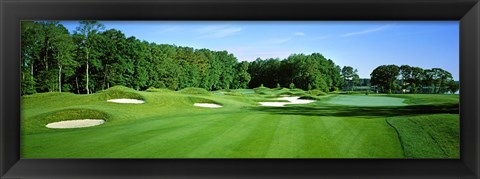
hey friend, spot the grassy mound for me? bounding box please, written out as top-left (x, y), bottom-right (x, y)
top-left (224, 92), bottom-right (244, 96)
top-left (386, 114), bottom-right (459, 158)
top-left (252, 87), bottom-right (310, 96)
top-left (307, 89), bottom-right (327, 96)
top-left (231, 89), bottom-right (255, 94)
top-left (145, 87), bottom-right (174, 93)
top-left (298, 95), bottom-right (318, 100)
top-left (24, 108), bottom-right (110, 133)
top-left (187, 97), bottom-right (222, 105)
top-left (252, 99), bottom-right (290, 102)
top-left (253, 87), bottom-right (270, 94)
top-left (278, 91), bottom-right (294, 96)
top-left (99, 86), bottom-right (144, 100)
top-left (43, 109), bottom-right (109, 123)
top-left (179, 87), bottom-right (210, 95)
top-left (23, 92), bottom-right (75, 99)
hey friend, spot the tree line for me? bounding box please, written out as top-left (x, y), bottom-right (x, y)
top-left (247, 54), bottom-right (344, 92)
top-left (21, 21), bottom-right (250, 95)
top-left (21, 20), bottom-right (458, 95)
top-left (370, 65), bottom-right (459, 94)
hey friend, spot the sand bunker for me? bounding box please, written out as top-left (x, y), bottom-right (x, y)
top-left (194, 103), bottom-right (223, 108)
top-left (107, 98), bottom-right (145, 104)
top-left (46, 119), bottom-right (105, 129)
top-left (259, 96), bottom-right (315, 107)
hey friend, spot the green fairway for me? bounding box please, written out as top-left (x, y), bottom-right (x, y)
top-left (326, 95), bottom-right (407, 106)
top-left (21, 87), bottom-right (459, 158)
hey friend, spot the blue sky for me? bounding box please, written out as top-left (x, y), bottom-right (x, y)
top-left (61, 21), bottom-right (459, 80)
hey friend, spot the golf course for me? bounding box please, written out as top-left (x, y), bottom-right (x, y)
top-left (20, 21), bottom-right (460, 158)
top-left (21, 86), bottom-right (459, 158)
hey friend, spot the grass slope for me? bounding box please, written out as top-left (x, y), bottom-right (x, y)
top-left (387, 114), bottom-right (459, 158)
top-left (21, 87), bottom-right (458, 158)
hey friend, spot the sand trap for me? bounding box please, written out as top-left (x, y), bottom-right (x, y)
top-left (107, 98), bottom-right (145, 104)
top-left (258, 102), bottom-right (291, 107)
top-left (46, 119), bottom-right (105, 129)
top-left (194, 103), bottom-right (223, 108)
top-left (259, 96), bottom-right (315, 107)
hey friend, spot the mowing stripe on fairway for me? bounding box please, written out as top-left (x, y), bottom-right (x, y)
top-left (21, 87), bottom-right (457, 158)
top-left (265, 114), bottom-right (305, 158)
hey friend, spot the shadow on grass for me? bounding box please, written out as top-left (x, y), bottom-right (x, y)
top-left (251, 103), bottom-right (459, 117)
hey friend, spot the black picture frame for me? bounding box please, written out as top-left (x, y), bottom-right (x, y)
top-left (1, 0), bottom-right (479, 178)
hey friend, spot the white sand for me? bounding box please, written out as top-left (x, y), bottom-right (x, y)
top-left (258, 102), bottom-right (291, 107)
top-left (107, 98), bottom-right (145, 104)
top-left (194, 103), bottom-right (223, 108)
top-left (259, 96), bottom-right (315, 107)
top-left (46, 119), bottom-right (105, 129)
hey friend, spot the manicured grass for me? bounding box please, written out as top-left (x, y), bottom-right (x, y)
top-left (325, 95), bottom-right (407, 106)
top-left (387, 94), bottom-right (459, 105)
top-left (386, 114), bottom-right (459, 158)
top-left (21, 87), bottom-right (459, 158)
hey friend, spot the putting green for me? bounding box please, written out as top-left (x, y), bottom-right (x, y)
top-left (326, 95), bottom-right (407, 106)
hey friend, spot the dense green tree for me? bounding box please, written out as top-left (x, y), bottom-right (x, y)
top-left (399, 65), bottom-right (425, 93)
top-left (74, 20), bottom-right (105, 94)
top-left (372, 65), bottom-right (456, 94)
top-left (429, 68), bottom-right (454, 94)
top-left (370, 65), bottom-right (400, 93)
top-left (341, 66), bottom-right (359, 91)
top-left (234, 61), bottom-right (251, 89)
top-left (96, 29), bottom-right (127, 89)
top-left (21, 21), bottom-right (43, 95)
top-left (447, 80), bottom-right (460, 94)
top-left (248, 53), bottom-right (342, 92)
top-left (36, 21), bottom-right (63, 92)
top-left (50, 25), bottom-right (77, 92)
top-left (21, 21), bottom-right (77, 93)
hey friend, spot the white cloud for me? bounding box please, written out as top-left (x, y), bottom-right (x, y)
top-left (293, 32), bottom-right (305, 36)
top-left (341, 25), bottom-right (392, 37)
top-left (196, 25), bottom-right (243, 39)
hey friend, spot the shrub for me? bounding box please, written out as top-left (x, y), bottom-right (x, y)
top-left (308, 89), bottom-right (327, 96)
top-left (289, 83), bottom-right (296, 89)
top-left (152, 81), bottom-right (166, 89)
